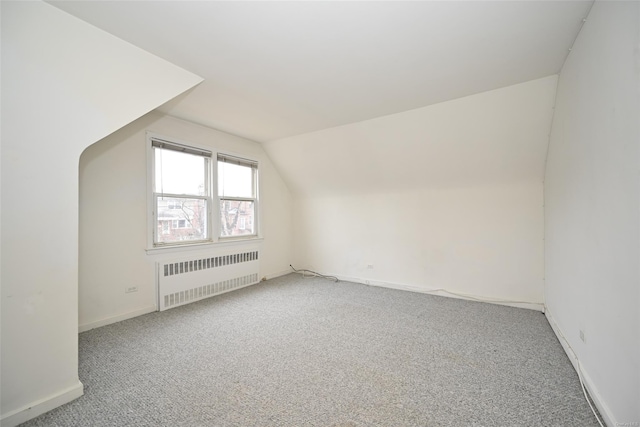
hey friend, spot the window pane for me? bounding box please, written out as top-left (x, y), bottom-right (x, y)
top-left (156, 197), bottom-right (208, 243)
top-left (218, 161), bottom-right (253, 198)
top-left (220, 200), bottom-right (255, 237)
top-left (155, 148), bottom-right (207, 195)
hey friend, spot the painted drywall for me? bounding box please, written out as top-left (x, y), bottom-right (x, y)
top-left (50, 1), bottom-right (592, 143)
top-left (265, 77), bottom-right (556, 307)
top-left (263, 76), bottom-right (557, 197)
top-left (1, 2), bottom-right (202, 425)
top-left (544, 1), bottom-right (639, 424)
top-left (294, 183), bottom-right (544, 306)
top-left (78, 112), bottom-right (293, 331)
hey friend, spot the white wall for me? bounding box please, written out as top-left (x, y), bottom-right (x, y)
top-left (294, 183), bottom-right (544, 306)
top-left (0, 2), bottom-right (201, 425)
top-left (79, 112), bottom-right (293, 331)
top-left (265, 77), bottom-right (557, 308)
top-left (544, 2), bottom-right (639, 425)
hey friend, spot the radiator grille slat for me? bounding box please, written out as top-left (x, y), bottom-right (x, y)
top-left (157, 249), bottom-right (260, 311)
top-left (162, 273), bottom-right (259, 309)
top-left (162, 251), bottom-right (259, 277)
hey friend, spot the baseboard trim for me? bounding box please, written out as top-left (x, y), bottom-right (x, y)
top-left (545, 309), bottom-right (616, 427)
top-left (332, 273), bottom-right (544, 312)
top-left (1, 381), bottom-right (83, 427)
top-left (79, 305), bottom-right (157, 333)
top-left (264, 269), bottom-right (293, 280)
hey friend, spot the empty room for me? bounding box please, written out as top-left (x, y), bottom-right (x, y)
top-left (1, 1), bottom-right (638, 426)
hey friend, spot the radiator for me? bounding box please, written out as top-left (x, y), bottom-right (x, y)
top-left (157, 248), bottom-right (260, 311)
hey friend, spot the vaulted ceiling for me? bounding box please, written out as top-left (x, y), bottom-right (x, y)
top-left (49, 1), bottom-right (592, 143)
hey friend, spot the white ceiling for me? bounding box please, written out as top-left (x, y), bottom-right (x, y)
top-left (49, 1), bottom-right (592, 143)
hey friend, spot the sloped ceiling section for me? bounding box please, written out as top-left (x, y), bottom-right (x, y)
top-left (263, 76), bottom-right (558, 197)
top-left (48, 1), bottom-right (591, 143)
top-left (5, 2), bottom-right (204, 154)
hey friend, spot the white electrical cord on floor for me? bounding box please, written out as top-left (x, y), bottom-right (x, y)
top-left (290, 264), bottom-right (339, 282)
top-left (545, 311), bottom-right (605, 427)
top-left (417, 287), bottom-right (536, 306)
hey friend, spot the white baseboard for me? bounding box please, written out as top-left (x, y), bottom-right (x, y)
top-left (1, 381), bottom-right (83, 427)
top-left (332, 273), bottom-right (544, 312)
top-left (79, 305), bottom-right (157, 333)
top-left (263, 269), bottom-right (293, 280)
top-left (545, 309), bottom-right (616, 427)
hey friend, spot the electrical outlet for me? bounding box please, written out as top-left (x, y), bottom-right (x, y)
top-left (579, 330), bottom-right (586, 343)
top-left (365, 280), bottom-right (370, 285)
top-left (125, 286), bottom-right (139, 294)
top-left (367, 264), bottom-right (374, 269)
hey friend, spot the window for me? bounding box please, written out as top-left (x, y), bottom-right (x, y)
top-left (149, 134), bottom-right (259, 248)
top-left (161, 221), bottom-right (170, 235)
top-left (152, 139), bottom-right (211, 246)
top-left (218, 154), bottom-right (258, 238)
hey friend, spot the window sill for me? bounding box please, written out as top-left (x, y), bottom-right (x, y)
top-left (146, 237), bottom-right (263, 256)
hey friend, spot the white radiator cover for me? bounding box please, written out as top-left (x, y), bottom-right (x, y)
top-left (157, 246), bottom-right (260, 311)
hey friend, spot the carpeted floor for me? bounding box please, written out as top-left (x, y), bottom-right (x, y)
top-left (22, 274), bottom-right (600, 426)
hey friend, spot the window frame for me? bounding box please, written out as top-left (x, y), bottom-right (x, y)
top-left (150, 136), bottom-right (212, 247)
top-left (146, 132), bottom-right (260, 251)
top-left (217, 153), bottom-right (259, 240)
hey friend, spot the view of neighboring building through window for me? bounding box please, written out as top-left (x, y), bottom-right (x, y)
top-left (218, 154), bottom-right (257, 238)
top-left (153, 139), bottom-right (211, 245)
top-left (150, 136), bottom-right (259, 247)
